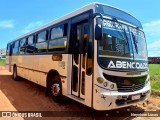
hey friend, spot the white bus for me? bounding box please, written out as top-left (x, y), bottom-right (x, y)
top-left (6, 2), bottom-right (150, 110)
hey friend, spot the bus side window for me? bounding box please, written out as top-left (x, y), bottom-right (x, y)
top-left (35, 30), bottom-right (48, 53)
top-left (13, 40), bottom-right (19, 55)
top-left (19, 38), bottom-right (26, 54)
top-left (26, 35), bottom-right (35, 54)
top-left (6, 44), bottom-right (10, 56)
top-left (48, 23), bottom-right (68, 52)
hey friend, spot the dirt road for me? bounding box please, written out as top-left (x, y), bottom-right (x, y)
top-left (0, 66), bottom-right (160, 120)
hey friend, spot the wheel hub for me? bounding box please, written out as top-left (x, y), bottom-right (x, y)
top-left (51, 83), bottom-right (60, 96)
top-left (14, 70), bottom-right (16, 79)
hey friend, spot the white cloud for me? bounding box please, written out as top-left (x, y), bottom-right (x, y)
top-left (0, 20), bottom-right (14, 28)
top-left (143, 20), bottom-right (160, 56)
top-left (143, 20), bottom-right (160, 36)
top-left (21, 21), bottom-right (43, 33)
top-left (143, 20), bottom-right (160, 27)
top-left (148, 40), bottom-right (160, 57)
top-left (148, 40), bottom-right (160, 49)
top-left (148, 50), bottom-right (160, 57)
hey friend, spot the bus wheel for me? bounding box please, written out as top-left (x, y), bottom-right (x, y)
top-left (13, 66), bottom-right (19, 81)
top-left (50, 76), bottom-right (64, 103)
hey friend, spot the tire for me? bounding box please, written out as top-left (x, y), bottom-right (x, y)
top-left (49, 76), bottom-right (65, 103)
top-left (13, 66), bottom-right (19, 81)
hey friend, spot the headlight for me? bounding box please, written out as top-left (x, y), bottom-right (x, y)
top-left (97, 77), bottom-right (104, 84)
top-left (145, 78), bottom-right (150, 86)
top-left (103, 82), bottom-right (108, 87)
top-left (110, 84), bottom-right (114, 89)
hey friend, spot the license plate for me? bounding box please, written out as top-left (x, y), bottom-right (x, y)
top-left (131, 94), bottom-right (140, 100)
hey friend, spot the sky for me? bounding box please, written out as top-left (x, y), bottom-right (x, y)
top-left (0, 0), bottom-right (160, 57)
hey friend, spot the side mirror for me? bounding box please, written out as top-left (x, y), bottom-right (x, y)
top-left (92, 13), bottom-right (103, 41)
top-left (95, 23), bottom-right (102, 40)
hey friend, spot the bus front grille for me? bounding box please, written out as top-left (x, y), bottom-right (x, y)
top-left (117, 82), bottom-right (145, 92)
top-left (102, 73), bottom-right (147, 92)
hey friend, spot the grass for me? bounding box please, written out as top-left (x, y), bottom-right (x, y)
top-left (0, 58), bottom-right (6, 66)
top-left (149, 64), bottom-right (160, 91)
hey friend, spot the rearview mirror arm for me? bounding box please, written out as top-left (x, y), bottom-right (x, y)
top-left (91, 13), bottom-right (103, 19)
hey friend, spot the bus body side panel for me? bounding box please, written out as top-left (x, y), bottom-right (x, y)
top-left (92, 39), bottom-right (113, 110)
top-left (5, 56), bottom-right (10, 71)
top-left (14, 54), bottom-right (68, 97)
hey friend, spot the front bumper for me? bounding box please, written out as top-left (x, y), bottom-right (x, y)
top-left (93, 84), bottom-right (151, 110)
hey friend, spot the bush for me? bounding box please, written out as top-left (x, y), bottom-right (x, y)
top-left (149, 64), bottom-right (160, 91)
top-left (0, 58), bottom-right (6, 66)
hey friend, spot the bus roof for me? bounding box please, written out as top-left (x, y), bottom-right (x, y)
top-left (9, 2), bottom-right (142, 43)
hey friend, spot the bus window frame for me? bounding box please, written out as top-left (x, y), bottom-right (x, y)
top-left (25, 34), bottom-right (35, 55)
top-left (6, 43), bottom-right (10, 56)
top-left (47, 21), bottom-right (69, 54)
top-left (34, 29), bottom-right (48, 54)
top-left (12, 40), bottom-right (20, 55)
top-left (19, 38), bottom-right (27, 55)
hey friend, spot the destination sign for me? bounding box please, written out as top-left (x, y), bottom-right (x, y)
top-left (103, 19), bottom-right (128, 31)
top-left (102, 19), bottom-right (144, 38)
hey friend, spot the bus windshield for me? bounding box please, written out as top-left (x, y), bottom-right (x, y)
top-left (97, 19), bottom-right (148, 71)
top-left (98, 19), bottom-right (131, 58)
top-left (130, 28), bottom-right (147, 60)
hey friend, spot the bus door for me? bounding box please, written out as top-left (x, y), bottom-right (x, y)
top-left (71, 22), bottom-right (89, 99)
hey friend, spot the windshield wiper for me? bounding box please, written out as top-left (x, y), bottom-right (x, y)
top-left (123, 28), bottom-right (130, 55)
top-left (112, 18), bottom-right (129, 53)
top-left (131, 32), bottom-right (138, 54)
